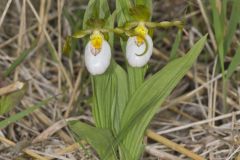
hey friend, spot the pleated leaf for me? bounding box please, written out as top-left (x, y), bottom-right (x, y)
top-left (119, 35), bottom-right (207, 159)
top-left (92, 62), bottom-right (128, 133)
top-left (68, 121), bottom-right (117, 160)
top-left (83, 0), bottom-right (110, 30)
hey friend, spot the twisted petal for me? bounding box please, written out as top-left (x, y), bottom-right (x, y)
top-left (126, 35), bottom-right (153, 67)
top-left (84, 40), bottom-right (111, 75)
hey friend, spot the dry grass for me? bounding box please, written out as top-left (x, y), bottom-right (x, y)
top-left (0, 0), bottom-right (240, 159)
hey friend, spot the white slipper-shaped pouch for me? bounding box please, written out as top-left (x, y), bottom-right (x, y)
top-left (84, 31), bottom-right (111, 75)
top-left (126, 34), bottom-right (153, 67)
top-left (126, 23), bottom-right (153, 67)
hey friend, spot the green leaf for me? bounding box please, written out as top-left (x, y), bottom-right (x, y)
top-left (83, 0), bottom-right (110, 30)
top-left (170, 29), bottom-right (182, 60)
top-left (0, 85), bottom-right (26, 115)
top-left (226, 46), bottom-right (240, 79)
top-left (209, 0), bottom-right (224, 46)
top-left (91, 62), bottom-right (128, 133)
top-left (112, 63), bottom-right (129, 132)
top-left (68, 120), bottom-right (117, 160)
top-left (0, 96), bottom-right (54, 129)
top-left (82, 0), bottom-right (128, 134)
top-left (224, 0), bottom-right (240, 54)
top-left (99, 0), bottom-right (111, 19)
top-left (116, 0), bottom-right (133, 50)
top-left (221, 0), bottom-right (228, 26)
top-left (104, 10), bottom-right (117, 46)
top-left (116, 0), bottom-right (133, 26)
top-left (127, 65), bottom-right (147, 96)
top-left (118, 35), bottom-right (207, 159)
top-left (83, 0), bottom-right (100, 29)
top-left (47, 42), bottom-right (58, 62)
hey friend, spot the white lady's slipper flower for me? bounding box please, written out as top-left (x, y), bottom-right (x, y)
top-left (84, 31), bottom-right (111, 75)
top-left (126, 23), bottom-right (153, 67)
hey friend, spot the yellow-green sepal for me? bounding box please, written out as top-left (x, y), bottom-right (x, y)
top-left (129, 5), bottom-right (150, 21)
top-left (72, 30), bottom-right (91, 39)
top-left (63, 36), bottom-right (72, 56)
top-left (86, 18), bottom-right (106, 29)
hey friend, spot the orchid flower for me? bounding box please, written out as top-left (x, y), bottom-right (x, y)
top-left (63, 19), bottom-right (112, 75)
top-left (84, 31), bottom-right (111, 75)
top-left (126, 23), bottom-right (153, 67)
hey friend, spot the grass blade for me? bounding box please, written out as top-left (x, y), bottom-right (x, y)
top-left (0, 84), bottom-right (26, 115)
top-left (226, 46), bottom-right (240, 79)
top-left (0, 96), bottom-right (54, 129)
top-left (170, 29), bottom-right (182, 60)
top-left (3, 40), bottom-right (38, 77)
top-left (224, 0), bottom-right (240, 54)
top-left (209, 0), bottom-right (224, 46)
